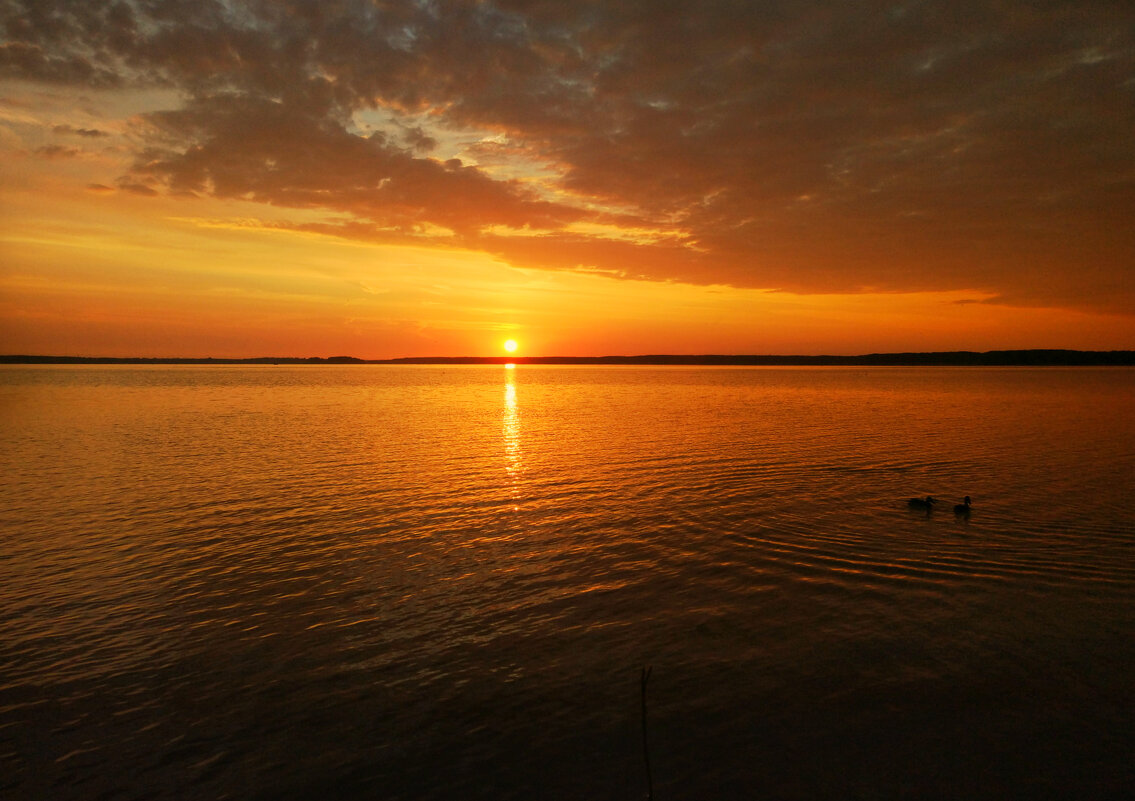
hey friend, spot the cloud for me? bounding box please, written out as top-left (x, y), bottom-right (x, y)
top-left (2, 0), bottom-right (1133, 313)
top-left (127, 93), bottom-right (584, 233)
top-left (0, 41), bottom-right (120, 86)
top-left (117, 181), bottom-right (158, 196)
top-left (34, 143), bottom-right (81, 159)
top-left (52, 123), bottom-right (109, 137)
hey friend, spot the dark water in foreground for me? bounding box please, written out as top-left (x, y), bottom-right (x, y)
top-left (1, 365), bottom-right (1133, 800)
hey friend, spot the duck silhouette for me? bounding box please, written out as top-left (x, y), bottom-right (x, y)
top-left (908, 496), bottom-right (936, 511)
top-left (954, 496), bottom-right (972, 515)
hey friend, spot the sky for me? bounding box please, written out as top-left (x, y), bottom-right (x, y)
top-left (1, 0), bottom-right (1134, 358)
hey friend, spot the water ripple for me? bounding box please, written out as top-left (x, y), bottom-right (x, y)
top-left (1, 365), bottom-right (1133, 800)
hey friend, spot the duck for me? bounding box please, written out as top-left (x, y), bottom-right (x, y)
top-left (954, 496), bottom-right (972, 515)
top-left (908, 496), bottom-right (937, 510)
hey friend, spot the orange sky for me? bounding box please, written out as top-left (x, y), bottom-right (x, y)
top-left (2, 1), bottom-right (1133, 358)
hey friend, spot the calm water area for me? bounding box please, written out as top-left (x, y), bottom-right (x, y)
top-left (1, 365), bottom-right (1133, 800)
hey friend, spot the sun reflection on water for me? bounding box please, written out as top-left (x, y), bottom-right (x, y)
top-left (502, 366), bottom-right (523, 509)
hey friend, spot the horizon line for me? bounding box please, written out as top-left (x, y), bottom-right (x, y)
top-left (3, 349), bottom-right (1134, 366)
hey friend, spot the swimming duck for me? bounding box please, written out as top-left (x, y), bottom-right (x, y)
top-left (954, 496), bottom-right (972, 514)
top-left (908, 496), bottom-right (936, 510)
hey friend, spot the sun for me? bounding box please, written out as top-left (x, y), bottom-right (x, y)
top-left (503, 339), bottom-right (519, 353)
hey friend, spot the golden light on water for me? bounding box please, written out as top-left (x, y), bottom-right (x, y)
top-left (502, 367), bottom-right (522, 510)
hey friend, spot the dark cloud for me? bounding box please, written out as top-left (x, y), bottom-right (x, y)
top-left (2, 0), bottom-right (1133, 312)
top-left (34, 143), bottom-right (81, 158)
top-left (52, 123), bottom-right (109, 137)
top-left (130, 93), bottom-right (583, 232)
top-left (117, 181), bottom-right (158, 196)
top-left (0, 40), bottom-right (121, 85)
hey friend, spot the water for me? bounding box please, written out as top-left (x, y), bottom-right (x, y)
top-left (1, 365), bottom-right (1133, 800)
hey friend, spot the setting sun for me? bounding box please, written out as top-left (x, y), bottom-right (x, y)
top-left (503, 339), bottom-right (519, 353)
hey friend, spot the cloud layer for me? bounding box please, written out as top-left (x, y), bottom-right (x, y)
top-left (3, 0), bottom-right (1133, 312)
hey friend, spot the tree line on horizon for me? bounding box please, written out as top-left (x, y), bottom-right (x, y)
top-left (2, 350), bottom-right (1134, 366)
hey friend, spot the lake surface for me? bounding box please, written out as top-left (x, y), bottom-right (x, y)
top-left (1, 365), bottom-right (1133, 800)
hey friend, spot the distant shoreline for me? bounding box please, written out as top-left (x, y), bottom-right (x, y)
top-left (3, 350), bottom-right (1134, 366)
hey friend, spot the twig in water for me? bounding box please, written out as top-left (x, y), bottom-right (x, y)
top-left (641, 665), bottom-right (654, 801)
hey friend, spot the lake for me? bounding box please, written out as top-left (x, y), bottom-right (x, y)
top-left (1, 365), bottom-right (1133, 799)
